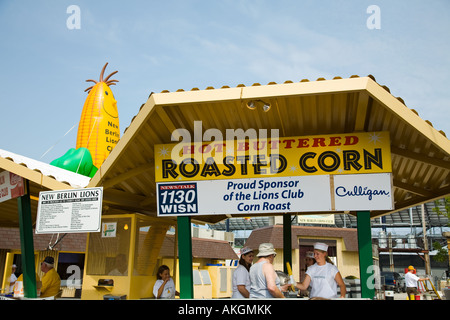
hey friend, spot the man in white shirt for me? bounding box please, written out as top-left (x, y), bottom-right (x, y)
top-left (405, 265), bottom-right (428, 300)
top-left (9, 264), bottom-right (17, 293)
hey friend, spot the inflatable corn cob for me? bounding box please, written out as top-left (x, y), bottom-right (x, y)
top-left (76, 62), bottom-right (120, 168)
top-left (51, 63), bottom-right (120, 177)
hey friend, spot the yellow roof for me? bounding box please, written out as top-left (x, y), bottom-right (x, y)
top-left (87, 75), bottom-right (450, 224)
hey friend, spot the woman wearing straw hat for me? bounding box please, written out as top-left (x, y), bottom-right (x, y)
top-left (295, 242), bottom-right (346, 299)
top-left (249, 243), bottom-right (288, 298)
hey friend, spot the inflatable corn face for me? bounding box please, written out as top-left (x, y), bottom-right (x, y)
top-left (76, 63), bottom-right (120, 168)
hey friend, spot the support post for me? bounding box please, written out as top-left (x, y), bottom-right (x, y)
top-left (177, 216), bottom-right (193, 299)
top-left (357, 211), bottom-right (374, 299)
top-left (283, 214), bottom-right (292, 274)
top-left (421, 204), bottom-right (431, 275)
top-left (443, 232), bottom-right (450, 272)
top-left (17, 179), bottom-right (37, 298)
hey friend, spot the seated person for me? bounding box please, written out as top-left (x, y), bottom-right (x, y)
top-left (40, 256), bottom-right (61, 298)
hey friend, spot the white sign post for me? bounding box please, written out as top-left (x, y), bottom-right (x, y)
top-left (36, 187), bottom-right (103, 234)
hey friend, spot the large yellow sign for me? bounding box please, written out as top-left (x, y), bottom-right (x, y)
top-left (155, 131), bottom-right (392, 182)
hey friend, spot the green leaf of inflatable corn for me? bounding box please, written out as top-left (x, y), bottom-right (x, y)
top-left (50, 147), bottom-right (98, 178)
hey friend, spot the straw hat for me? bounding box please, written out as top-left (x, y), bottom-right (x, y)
top-left (257, 243), bottom-right (277, 257)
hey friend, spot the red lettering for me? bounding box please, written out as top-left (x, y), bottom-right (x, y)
top-left (296, 138), bottom-right (309, 148)
top-left (0, 187), bottom-right (9, 197)
top-left (282, 139), bottom-right (296, 148)
top-left (201, 144), bottom-right (212, 153)
top-left (344, 136), bottom-right (359, 145)
top-left (328, 136), bottom-right (342, 146)
top-left (160, 184), bottom-right (195, 190)
top-left (312, 138), bottom-right (326, 147)
top-left (269, 140), bottom-right (281, 149)
top-left (182, 145), bottom-right (195, 155)
top-left (253, 141), bottom-right (267, 150)
top-left (214, 143), bottom-right (226, 152)
top-left (237, 142), bottom-right (249, 151)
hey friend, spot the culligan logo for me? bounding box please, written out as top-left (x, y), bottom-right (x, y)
top-left (335, 185), bottom-right (390, 201)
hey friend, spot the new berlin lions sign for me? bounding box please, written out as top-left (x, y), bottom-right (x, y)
top-left (154, 130), bottom-right (393, 217)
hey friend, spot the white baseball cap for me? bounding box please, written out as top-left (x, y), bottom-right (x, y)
top-left (240, 247), bottom-right (253, 255)
top-left (314, 242), bottom-right (328, 251)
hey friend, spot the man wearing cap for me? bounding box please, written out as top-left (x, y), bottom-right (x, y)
top-left (405, 265), bottom-right (428, 300)
top-left (40, 256), bottom-right (61, 298)
top-left (9, 264), bottom-right (17, 293)
top-left (295, 242), bottom-right (346, 299)
top-left (249, 243), bottom-right (288, 298)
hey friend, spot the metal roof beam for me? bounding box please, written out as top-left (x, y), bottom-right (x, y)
top-left (354, 92), bottom-right (370, 132)
top-left (391, 146), bottom-right (450, 170)
top-left (393, 179), bottom-right (434, 197)
top-left (365, 79), bottom-right (450, 155)
top-left (102, 188), bottom-right (148, 212)
top-left (101, 161), bottom-right (153, 189)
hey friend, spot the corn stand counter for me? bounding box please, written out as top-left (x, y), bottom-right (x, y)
top-left (204, 264), bottom-right (235, 298)
top-left (81, 213), bottom-right (174, 300)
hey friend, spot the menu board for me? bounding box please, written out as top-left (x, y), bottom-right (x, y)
top-left (36, 187), bottom-right (103, 234)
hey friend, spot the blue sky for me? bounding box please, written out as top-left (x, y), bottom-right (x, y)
top-left (1, 0), bottom-right (449, 162)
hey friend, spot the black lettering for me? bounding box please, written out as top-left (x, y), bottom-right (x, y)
top-left (236, 155), bottom-right (250, 175)
top-left (299, 152), bottom-right (317, 173)
top-left (270, 154), bottom-right (287, 174)
top-left (252, 155), bottom-right (267, 175)
top-left (162, 160), bottom-right (178, 179)
top-left (222, 156), bottom-right (236, 176)
top-left (200, 157), bottom-right (221, 177)
top-left (364, 148), bottom-right (383, 170)
top-left (107, 121), bottom-right (118, 128)
top-left (318, 151), bottom-right (340, 172)
top-left (179, 158), bottom-right (200, 178)
top-left (343, 150), bottom-right (362, 171)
